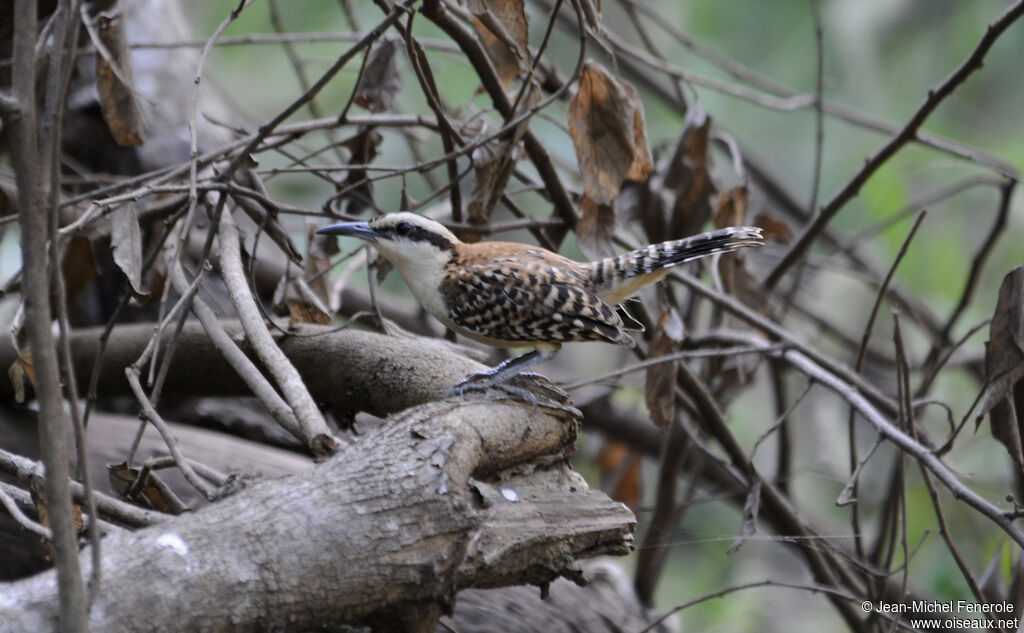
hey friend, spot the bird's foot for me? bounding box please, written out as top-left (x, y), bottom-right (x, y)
top-left (446, 371), bottom-right (578, 416)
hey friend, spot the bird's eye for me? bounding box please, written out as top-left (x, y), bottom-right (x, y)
top-left (396, 222), bottom-right (413, 236)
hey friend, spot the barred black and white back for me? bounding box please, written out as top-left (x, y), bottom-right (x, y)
top-left (586, 226), bottom-right (763, 304)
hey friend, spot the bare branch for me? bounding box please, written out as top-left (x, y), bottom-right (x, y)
top-left (217, 209), bottom-right (335, 451)
top-left (765, 0), bottom-right (1024, 289)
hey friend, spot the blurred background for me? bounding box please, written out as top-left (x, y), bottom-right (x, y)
top-left (186, 1), bottom-right (1023, 630)
top-left (3, 1), bottom-right (1022, 630)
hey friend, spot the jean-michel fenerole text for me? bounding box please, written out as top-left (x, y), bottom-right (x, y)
top-left (874, 601), bottom-right (1014, 614)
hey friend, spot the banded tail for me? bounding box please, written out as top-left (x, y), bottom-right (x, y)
top-left (587, 226), bottom-right (764, 304)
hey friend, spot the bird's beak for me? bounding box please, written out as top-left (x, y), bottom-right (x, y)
top-left (316, 221), bottom-right (378, 241)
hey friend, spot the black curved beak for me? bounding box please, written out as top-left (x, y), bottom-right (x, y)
top-left (316, 221), bottom-right (378, 241)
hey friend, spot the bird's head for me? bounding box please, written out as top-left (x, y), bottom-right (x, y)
top-left (316, 212), bottom-right (460, 267)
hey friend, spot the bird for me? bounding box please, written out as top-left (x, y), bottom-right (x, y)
top-left (317, 212), bottom-right (763, 397)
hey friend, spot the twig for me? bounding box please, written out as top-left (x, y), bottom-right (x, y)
top-left (671, 269), bottom-right (900, 420)
top-left (0, 482), bottom-right (52, 539)
top-left (845, 210), bottom-right (926, 556)
top-left (124, 368), bottom-right (219, 501)
top-left (561, 344), bottom-right (781, 391)
top-left (938, 179), bottom-right (1015, 343)
top-left (421, 0), bottom-right (581, 236)
top-left (163, 235), bottom-right (307, 445)
top-left (217, 208), bottom-right (336, 454)
top-left (781, 345), bottom-right (1024, 549)
top-left (633, 419), bottom-right (691, 606)
top-left (808, 0), bottom-right (824, 214)
top-left (765, 0), bottom-right (1024, 289)
top-left (219, 0), bottom-right (419, 181)
top-left (636, 579), bottom-right (912, 633)
top-left (0, 448), bottom-right (164, 528)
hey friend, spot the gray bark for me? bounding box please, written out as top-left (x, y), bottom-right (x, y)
top-left (0, 321), bottom-right (485, 418)
top-left (0, 398), bottom-right (634, 632)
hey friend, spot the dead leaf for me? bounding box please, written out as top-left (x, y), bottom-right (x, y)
top-left (111, 203), bottom-right (146, 296)
top-left (32, 488), bottom-right (85, 535)
top-left (286, 299), bottom-right (332, 326)
top-left (727, 480), bottom-right (761, 554)
top-left (108, 462), bottom-right (186, 515)
top-left (467, 138), bottom-right (517, 226)
top-left (576, 196), bottom-right (616, 262)
top-left (711, 186), bottom-right (749, 296)
top-left (753, 213), bottom-right (791, 242)
top-left (61, 234), bottom-right (100, 307)
top-left (468, 0), bottom-right (529, 85)
top-left (622, 82), bottom-right (653, 183)
top-left (8, 350), bottom-right (33, 403)
top-left (272, 262), bottom-right (333, 326)
top-left (595, 441), bottom-right (642, 509)
top-left (569, 62), bottom-right (653, 205)
top-left (91, 8), bottom-right (143, 146)
top-left (373, 251), bottom-right (394, 285)
top-left (713, 186), bottom-right (748, 229)
top-left (645, 309), bottom-right (683, 430)
top-left (466, 83), bottom-right (537, 227)
top-left (336, 127), bottom-right (382, 216)
top-left (979, 266), bottom-right (1024, 475)
top-left (354, 39), bottom-right (403, 113)
top-left (664, 103), bottom-right (715, 238)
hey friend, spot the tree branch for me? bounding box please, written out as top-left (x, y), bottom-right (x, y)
top-left (764, 0), bottom-right (1024, 289)
top-left (0, 399), bottom-right (634, 632)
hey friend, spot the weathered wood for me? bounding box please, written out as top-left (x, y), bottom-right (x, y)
top-left (0, 322), bottom-right (485, 418)
top-left (0, 398), bottom-right (635, 632)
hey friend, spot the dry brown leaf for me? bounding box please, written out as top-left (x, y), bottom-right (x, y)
top-left (711, 186), bottom-right (749, 296)
top-left (62, 234), bottom-right (100, 307)
top-left (576, 196), bottom-right (616, 262)
top-left (93, 9), bottom-right (143, 146)
top-left (468, 0), bottom-right (529, 85)
top-left (354, 39), bottom-right (403, 113)
top-left (622, 82), bottom-right (653, 183)
top-left (108, 462), bottom-right (186, 515)
top-left (467, 139), bottom-right (516, 226)
top-left (595, 441), bottom-right (642, 509)
top-left (305, 226), bottom-right (334, 309)
top-left (753, 212), bottom-right (792, 242)
top-left (645, 309), bottom-right (683, 430)
top-left (664, 103), bottom-right (715, 238)
top-left (336, 127), bottom-right (382, 216)
top-left (468, 129), bottom-right (527, 226)
top-left (713, 186), bottom-right (748, 229)
top-left (467, 83), bottom-right (537, 227)
top-left (32, 489), bottom-right (85, 535)
top-left (8, 350), bottom-right (33, 403)
top-left (569, 62), bottom-right (653, 205)
top-left (286, 299), bottom-right (332, 326)
top-left (979, 266), bottom-right (1024, 475)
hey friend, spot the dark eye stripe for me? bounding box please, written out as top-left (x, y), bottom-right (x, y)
top-left (375, 223), bottom-right (455, 251)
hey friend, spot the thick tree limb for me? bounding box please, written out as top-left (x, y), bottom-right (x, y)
top-left (0, 322), bottom-right (484, 418)
top-left (0, 398), bottom-right (634, 632)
